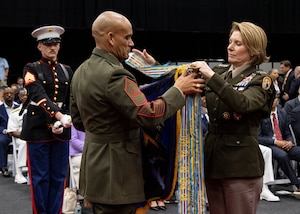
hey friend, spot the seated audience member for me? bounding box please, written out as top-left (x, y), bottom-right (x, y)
top-left (10, 83), bottom-right (18, 92)
top-left (286, 66), bottom-right (300, 101)
top-left (283, 86), bottom-right (300, 114)
top-left (69, 125), bottom-right (85, 189)
top-left (69, 123), bottom-right (93, 211)
top-left (0, 85), bottom-right (7, 105)
top-left (268, 68), bottom-right (282, 96)
top-left (259, 145), bottom-right (280, 201)
top-left (288, 104), bottom-right (300, 146)
top-left (13, 88), bottom-right (22, 104)
top-left (7, 88), bottom-right (28, 184)
top-left (16, 77), bottom-right (24, 89)
top-left (0, 87), bottom-right (19, 177)
top-left (258, 96), bottom-right (300, 193)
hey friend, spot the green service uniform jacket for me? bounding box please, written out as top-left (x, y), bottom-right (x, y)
top-left (204, 64), bottom-right (275, 179)
top-left (70, 48), bottom-right (185, 204)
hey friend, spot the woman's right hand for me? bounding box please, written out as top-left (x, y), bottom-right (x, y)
top-left (174, 69), bottom-right (205, 95)
top-left (190, 61), bottom-right (215, 80)
top-left (131, 48), bottom-right (156, 66)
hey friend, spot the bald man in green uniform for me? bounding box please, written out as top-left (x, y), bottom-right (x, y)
top-left (70, 11), bottom-right (204, 214)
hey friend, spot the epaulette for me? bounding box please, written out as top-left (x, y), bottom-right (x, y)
top-left (213, 63), bottom-right (230, 74)
top-left (216, 63), bottom-right (230, 68)
top-left (255, 70), bottom-right (268, 75)
top-left (11, 106), bottom-right (21, 113)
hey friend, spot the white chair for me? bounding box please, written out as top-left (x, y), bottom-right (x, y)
top-left (7, 141), bottom-right (14, 175)
top-left (272, 160), bottom-right (299, 185)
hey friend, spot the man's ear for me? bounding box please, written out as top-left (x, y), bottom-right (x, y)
top-left (37, 43), bottom-right (42, 51)
top-left (107, 32), bottom-right (114, 46)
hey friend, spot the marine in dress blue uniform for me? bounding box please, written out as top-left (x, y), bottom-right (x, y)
top-left (20, 25), bottom-right (73, 214)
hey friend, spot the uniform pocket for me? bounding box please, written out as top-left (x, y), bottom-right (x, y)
top-left (224, 135), bottom-right (253, 147)
top-left (125, 137), bottom-right (142, 157)
top-left (121, 139), bottom-right (143, 196)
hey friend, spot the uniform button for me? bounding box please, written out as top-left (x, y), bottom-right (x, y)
top-left (47, 107), bottom-right (50, 110)
top-left (54, 72), bottom-right (57, 76)
top-left (51, 111), bottom-right (54, 115)
top-left (43, 80), bottom-right (46, 84)
top-left (54, 97), bottom-right (57, 101)
top-left (65, 81), bottom-right (68, 85)
top-left (213, 118), bottom-right (217, 122)
top-left (31, 112), bottom-right (35, 115)
top-left (55, 85), bottom-right (59, 88)
top-left (55, 91), bottom-right (58, 94)
top-left (223, 112), bottom-right (230, 120)
top-left (43, 103), bottom-right (46, 106)
top-left (55, 78), bottom-right (59, 82)
top-left (236, 141), bottom-right (240, 145)
top-left (213, 107), bottom-right (217, 111)
top-left (215, 97), bottom-right (219, 101)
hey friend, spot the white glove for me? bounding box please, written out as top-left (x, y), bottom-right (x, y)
top-left (52, 121), bottom-right (64, 134)
top-left (60, 114), bottom-right (72, 128)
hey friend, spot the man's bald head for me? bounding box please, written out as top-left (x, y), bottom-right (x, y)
top-left (91, 11), bottom-right (134, 61)
top-left (92, 11), bottom-right (132, 49)
top-left (294, 66), bottom-right (300, 78)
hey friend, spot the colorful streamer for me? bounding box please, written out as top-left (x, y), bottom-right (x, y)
top-left (125, 52), bottom-right (187, 79)
top-left (175, 67), bottom-right (206, 214)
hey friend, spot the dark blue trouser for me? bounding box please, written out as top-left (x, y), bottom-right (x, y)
top-left (27, 140), bottom-right (69, 214)
top-left (270, 145), bottom-right (300, 187)
top-left (0, 134), bottom-right (12, 168)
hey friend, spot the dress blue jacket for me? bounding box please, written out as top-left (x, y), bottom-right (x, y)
top-left (0, 102), bottom-right (19, 134)
top-left (288, 104), bottom-right (300, 145)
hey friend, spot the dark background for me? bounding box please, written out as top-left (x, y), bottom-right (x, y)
top-left (1, 0), bottom-right (299, 84)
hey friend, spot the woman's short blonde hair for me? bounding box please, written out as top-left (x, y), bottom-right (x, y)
top-left (230, 22), bottom-right (270, 65)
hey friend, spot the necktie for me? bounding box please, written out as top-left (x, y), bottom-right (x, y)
top-left (282, 74), bottom-right (288, 90)
top-left (272, 113), bottom-right (282, 140)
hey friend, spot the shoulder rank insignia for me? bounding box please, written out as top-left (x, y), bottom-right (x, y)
top-left (11, 107), bottom-right (21, 113)
top-left (124, 77), bottom-right (147, 106)
top-left (262, 76), bottom-right (272, 90)
top-left (24, 71), bottom-right (36, 86)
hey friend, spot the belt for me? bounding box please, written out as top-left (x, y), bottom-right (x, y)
top-left (208, 123), bottom-right (257, 135)
top-left (30, 101), bottom-right (63, 108)
top-left (85, 129), bottom-right (139, 143)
